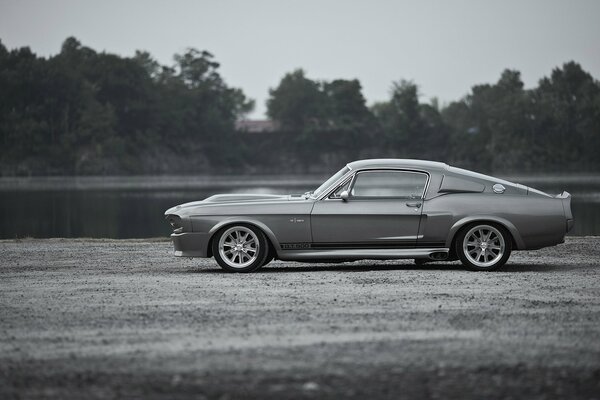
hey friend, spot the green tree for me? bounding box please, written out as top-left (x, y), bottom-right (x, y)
top-left (321, 79), bottom-right (374, 157)
top-left (374, 80), bottom-right (449, 161)
top-left (0, 38), bottom-right (255, 175)
top-left (442, 70), bottom-right (534, 172)
top-left (531, 62), bottom-right (600, 170)
top-left (267, 69), bottom-right (326, 130)
top-left (1, 36), bottom-right (599, 175)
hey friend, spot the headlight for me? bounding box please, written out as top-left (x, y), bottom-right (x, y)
top-left (166, 215), bottom-right (183, 232)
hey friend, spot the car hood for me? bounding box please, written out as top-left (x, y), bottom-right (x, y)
top-left (164, 193), bottom-right (306, 215)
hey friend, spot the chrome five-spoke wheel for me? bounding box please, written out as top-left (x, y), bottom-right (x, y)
top-left (457, 223), bottom-right (512, 271)
top-left (213, 225), bottom-right (269, 272)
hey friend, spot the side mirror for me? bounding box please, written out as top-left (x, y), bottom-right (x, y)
top-left (340, 190), bottom-right (349, 202)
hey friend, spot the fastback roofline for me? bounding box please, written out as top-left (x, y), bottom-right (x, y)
top-left (347, 158), bottom-right (449, 172)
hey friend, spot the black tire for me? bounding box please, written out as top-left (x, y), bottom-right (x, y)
top-left (455, 222), bottom-right (512, 271)
top-left (211, 224), bottom-right (269, 273)
top-left (261, 245), bottom-right (275, 267)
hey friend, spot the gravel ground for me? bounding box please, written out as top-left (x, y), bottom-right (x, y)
top-left (1, 237), bottom-right (599, 399)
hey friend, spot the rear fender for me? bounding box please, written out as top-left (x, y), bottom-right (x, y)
top-left (447, 216), bottom-right (525, 249)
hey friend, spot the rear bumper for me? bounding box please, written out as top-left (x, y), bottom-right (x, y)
top-left (170, 232), bottom-right (210, 257)
top-left (567, 219), bottom-right (574, 233)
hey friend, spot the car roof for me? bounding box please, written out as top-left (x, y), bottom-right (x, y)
top-left (347, 159), bottom-right (448, 172)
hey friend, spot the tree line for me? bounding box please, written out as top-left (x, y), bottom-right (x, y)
top-left (1, 37), bottom-right (598, 175)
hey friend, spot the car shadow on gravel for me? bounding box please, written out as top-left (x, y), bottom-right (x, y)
top-left (259, 262), bottom-right (466, 273)
top-left (182, 262), bottom-right (466, 274)
top-left (178, 262), bottom-right (586, 274)
top-left (259, 262), bottom-right (589, 274)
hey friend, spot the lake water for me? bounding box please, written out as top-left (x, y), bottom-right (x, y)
top-left (0, 174), bottom-right (598, 238)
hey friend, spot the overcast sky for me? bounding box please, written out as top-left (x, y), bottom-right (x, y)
top-left (1, 0), bottom-right (599, 117)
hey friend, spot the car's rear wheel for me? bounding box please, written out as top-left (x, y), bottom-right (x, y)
top-left (212, 225), bottom-right (269, 273)
top-left (456, 223), bottom-right (512, 271)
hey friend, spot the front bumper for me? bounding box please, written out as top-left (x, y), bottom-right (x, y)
top-left (170, 232), bottom-right (210, 257)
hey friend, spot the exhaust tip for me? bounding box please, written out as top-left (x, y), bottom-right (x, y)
top-left (429, 251), bottom-right (449, 261)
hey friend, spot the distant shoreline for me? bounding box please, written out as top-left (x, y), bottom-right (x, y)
top-left (0, 173), bottom-right (598, 191)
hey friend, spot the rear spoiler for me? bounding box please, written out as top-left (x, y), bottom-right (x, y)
top-left (557, 191), bottom-right (574, 232)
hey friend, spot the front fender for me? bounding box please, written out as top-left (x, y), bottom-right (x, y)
top-left (208, 217), bottom-right (282, 252)
top-left (446, 215), bottom-right (525, 250)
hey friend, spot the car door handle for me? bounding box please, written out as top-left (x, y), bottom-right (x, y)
top-left (406, 202), bottom-right (422, 208)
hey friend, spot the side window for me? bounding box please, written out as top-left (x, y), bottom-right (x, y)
top-left (350, 170), bottom-right (427, 199)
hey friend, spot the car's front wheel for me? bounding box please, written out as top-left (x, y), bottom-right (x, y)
top-left (212, 224), bottom-right (269, 273)
top-left (456, 223), bottom-right (512, 271)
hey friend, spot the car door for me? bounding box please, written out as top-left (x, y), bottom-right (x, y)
top-left (310, 169), bottom-right (428, 248)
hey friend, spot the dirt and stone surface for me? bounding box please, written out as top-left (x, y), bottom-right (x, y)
top-left (1, 237), bottom-right (599, 399)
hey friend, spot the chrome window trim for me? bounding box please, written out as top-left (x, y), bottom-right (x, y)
top-left (325, 173), bottom-right (358, 200)
top-left (320, 167), bottom-right (431, 201)
top-left (309, 164), bottom-right (353, 200)
top-left (315, 164), bottom-right (354, 200)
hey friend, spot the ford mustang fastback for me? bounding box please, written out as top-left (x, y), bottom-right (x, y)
top-left (165, 159), bottom-right (573, 272)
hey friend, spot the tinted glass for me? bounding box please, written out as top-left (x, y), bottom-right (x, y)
top-left (351, 170), bottom-right (427, 198)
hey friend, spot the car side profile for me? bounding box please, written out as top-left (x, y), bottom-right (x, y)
top-left (165, 159), bottom-right (573, 272)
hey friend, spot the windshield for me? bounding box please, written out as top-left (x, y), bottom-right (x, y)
top-left (311, 166), bottom-right (350, 198)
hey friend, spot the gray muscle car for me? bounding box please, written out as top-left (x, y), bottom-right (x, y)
top-left (165, 159), bottom-right (573, 272)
